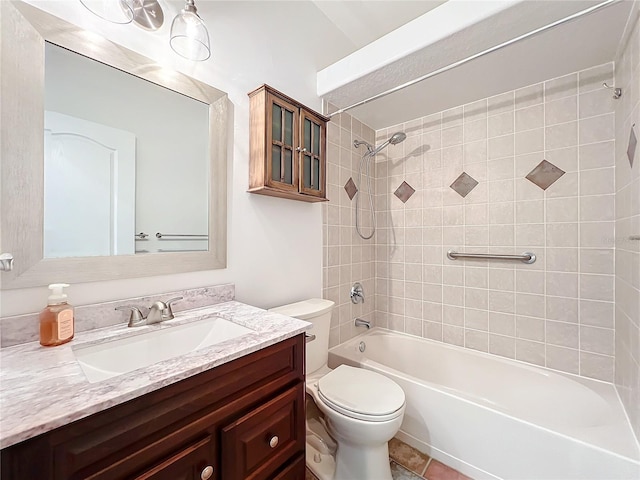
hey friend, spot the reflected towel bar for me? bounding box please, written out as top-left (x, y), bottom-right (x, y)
top-left (155, 233), bottom-right (208, 239)
top-left (447, 250), bottom-right (536, 264)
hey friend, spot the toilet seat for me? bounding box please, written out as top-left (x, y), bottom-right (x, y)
top-left (316, 365), bottom-right (405, 422)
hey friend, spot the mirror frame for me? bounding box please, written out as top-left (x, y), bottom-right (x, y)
top-left (0, 1), bottom-right (228, 289)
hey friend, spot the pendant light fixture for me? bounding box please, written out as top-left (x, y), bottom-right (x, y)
top-left (169, 0), bottom-right (211, 61)
top-left (79, 0), bottom-right (210, 62)
top-left (79, 0), bottom-right (135, 24)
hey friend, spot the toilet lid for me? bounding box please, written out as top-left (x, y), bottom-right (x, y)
top-left (317, 365), bottom-right (405, 417)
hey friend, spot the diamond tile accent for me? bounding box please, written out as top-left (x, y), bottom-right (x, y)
top-left (627, 125), bottom-right (637, 168)
top-left (450, 172), bottom-right (478, 198)
top-left (344, 177), bottom-right (358, 200)
top-left (525, 159), bottom-right (565, 190)
top-left (394, 181), bottom-right (415, 203)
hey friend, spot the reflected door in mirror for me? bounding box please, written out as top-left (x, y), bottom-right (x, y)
top-left (44, 111), bottom-right (136, 258)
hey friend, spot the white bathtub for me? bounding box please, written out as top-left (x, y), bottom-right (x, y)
top-left (328, 329), bottom-right (640, 480)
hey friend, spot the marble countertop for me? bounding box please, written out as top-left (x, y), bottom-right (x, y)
top-left (0, 301), bottom-right (310, 449)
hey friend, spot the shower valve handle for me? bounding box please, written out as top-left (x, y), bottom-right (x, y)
top-left (350, 282), bottom-right (364, 304)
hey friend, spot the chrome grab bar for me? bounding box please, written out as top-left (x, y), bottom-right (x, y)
top-left (447, 250), bottom-right (536, 264)
top-left (305, 333), bottom-right (316, 343)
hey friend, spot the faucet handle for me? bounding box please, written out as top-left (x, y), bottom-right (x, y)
top-left (164, 296), bottom-right (183, 319)
top-left (115, 306), bottom-right (145, 327)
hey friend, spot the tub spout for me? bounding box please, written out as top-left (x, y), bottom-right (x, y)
top-left (355, 318), bottom-right (371, 329)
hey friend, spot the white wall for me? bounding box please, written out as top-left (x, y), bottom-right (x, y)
top-left (1, 0), bottom-right (323, 316)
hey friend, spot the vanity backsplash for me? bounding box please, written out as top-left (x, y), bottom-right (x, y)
top-left (0, 284), bottom-right (235, 348)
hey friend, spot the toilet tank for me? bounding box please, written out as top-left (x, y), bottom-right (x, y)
top-left (269, 299), bottom-right (334, 374)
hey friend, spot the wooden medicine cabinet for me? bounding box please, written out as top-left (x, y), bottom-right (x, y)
top-left (248, 85), bottom-right (329, 202)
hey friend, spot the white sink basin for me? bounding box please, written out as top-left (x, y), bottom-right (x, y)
top-left (74, 317), bottom-right (253, 383)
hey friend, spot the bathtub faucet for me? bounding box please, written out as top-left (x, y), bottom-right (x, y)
top-left (354, 318), bottom-right (371, 329)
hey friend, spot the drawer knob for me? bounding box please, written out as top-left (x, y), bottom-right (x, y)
top-left (201, 465), bottom-right (214, 480)
top-left (269, 435), bottom-right (279, 448)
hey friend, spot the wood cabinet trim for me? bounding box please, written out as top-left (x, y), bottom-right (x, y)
top-left (264, 92), bottom-right (299, 192)
top-left (248, 84), bottom-right (329, 123)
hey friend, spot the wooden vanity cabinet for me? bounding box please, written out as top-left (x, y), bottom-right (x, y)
top-left (0, 335), bottom-right (305, 480)
top-left (248, 84), bottom-right (329, 202)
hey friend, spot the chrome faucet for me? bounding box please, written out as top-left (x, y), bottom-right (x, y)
top-left (146, 297), bottom-right (183, 324)
top-left (354, 318), bottom-right (371, 329)
top-left (115, 296), bottom-right (183, 327)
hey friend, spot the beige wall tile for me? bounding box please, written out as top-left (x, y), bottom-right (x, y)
top-left (580, 325), bottom-right (614, 355)
top-left (579, 113), bottom-right (615, 145)
top-left (579, 141), bottom-right (615, 170)
top-left (489, 334), bottom-right (516, 358)
top-left (546, 345), bottom-right (579, 374)
top-left (465, 329), bottom-right (489, 352)
top-left (547, 296), bottom-right (579, 323)
top-left (515, 338), bottom-right (545, 366)
top-left (516, 315), bottom-right (545, 342)
top-left (578, 63), bottom-right (613, 93)
top-left (515, 83), bottom-right (544, 108)
top-left (579, 89), bottom-right (615, 119)
top-left (545, 73), bottom-right (578, 101)
top-left (327, 62), bottom-right (630, 392)
top-left (545, 96), bottom-right (577, 125)
top-left (580, 351), bottom-right (614, 381)
top-left (488, 91), bottom-right (515, 114)
top-left (545, 121), bottom-right (577, 149)
top-left (515, 128), bottom-right (544, 155)
top-left (546, 320), bottom-right (579, 348)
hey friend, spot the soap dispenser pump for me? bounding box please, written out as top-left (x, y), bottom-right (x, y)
top-left (39, 283), bottom-right (74, 346)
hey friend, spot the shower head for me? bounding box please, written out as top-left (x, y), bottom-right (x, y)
top-left (370, 131), bottom-right (406, 156)
top-left (389, 132), bottom-right (407, 145)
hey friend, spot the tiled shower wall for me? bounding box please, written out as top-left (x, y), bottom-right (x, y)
top-left (323, 106), bottom-right (376, 347)
top-left (373, 63), bottom-right (617, 381)
top-left (614, 2), bottom-right (640, 440)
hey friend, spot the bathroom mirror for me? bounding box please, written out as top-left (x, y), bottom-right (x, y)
top-left (0, 1), bottom-right (228, 289)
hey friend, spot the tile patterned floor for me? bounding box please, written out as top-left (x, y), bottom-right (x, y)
top-left (305, 437), bottom-right (472, 480)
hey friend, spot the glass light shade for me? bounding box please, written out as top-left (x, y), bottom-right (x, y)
top-left (79, 0), bottom-right (135, 24)
top-left (170, 9), bottom-right (211, 61)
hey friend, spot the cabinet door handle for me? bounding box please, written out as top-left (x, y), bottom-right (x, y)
top-left (269, 435), bottom-right (279, 448)
top-left (201, 465), bottom-right (214, 480)
top-left (296, 147), bottom-right (308, 153)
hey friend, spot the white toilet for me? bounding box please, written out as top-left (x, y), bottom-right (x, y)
top-left (270, 299), bottom-right (405, 480)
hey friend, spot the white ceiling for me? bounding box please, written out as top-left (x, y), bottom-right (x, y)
top-left (316, 0), bottom-right (633, 129)
top-left (180, 1), bottom-right (631, 130)
top-left (308, 0), bottom-right (446, 52)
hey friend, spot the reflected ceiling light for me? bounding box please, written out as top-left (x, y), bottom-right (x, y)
top-left (79, 0), bottom-right (135, 24)
top-left (169, 0), bottom-right (211, 62)
top-left (80, 0), bottom-right (164, 30)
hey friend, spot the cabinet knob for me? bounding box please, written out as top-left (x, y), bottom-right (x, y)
top-left (296, 147), bottom-right (308, 153)
top-left (269, 435), bottom-right (279, 448)
top-left (201, 465), bottom-right (214, 480)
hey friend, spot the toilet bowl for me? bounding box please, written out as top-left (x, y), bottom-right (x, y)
top-left (269, 299), bottom-right (405, 480)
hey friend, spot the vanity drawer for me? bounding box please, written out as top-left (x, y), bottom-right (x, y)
top-left (221, 385), bottom-right (305, 480)
top-left (272, 455), bottom-right (305, 480)
top-left (132, 436), bottom-right (214, 480)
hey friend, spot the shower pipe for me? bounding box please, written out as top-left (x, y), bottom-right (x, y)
top-left (353, 132), bottom-right (407, 240)
top-left (327, 0), bottom-right (619, 118)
